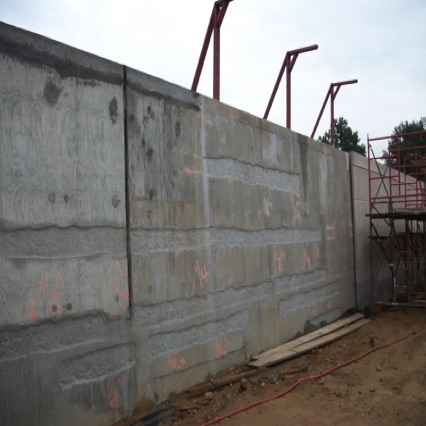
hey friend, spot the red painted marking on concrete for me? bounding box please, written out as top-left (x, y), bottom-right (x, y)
top-left (272, 250), bottom-right (286, 277)
top-left (193, 259), bottom-right (209, 291)
top-left (40, 276), bottom-right (49, 294)
top-left (114, 282), bottom-right (129, 307)
top-left (263, 198), bottom-right (273, 218)
top-left (303, 249), bottom-right (312, 271)
top-left (293, 200), bottom-right (301, 222)
top-left (168, 351), bottom-right (186, 372)
top-left (108, 387), bottom-right (118, 409)
top-left (50, 291), bottom-right (63, 312)
top-left (326, 224), bottom-right (334, 241)
top-left (184, 167), bottom-right (202, 175)
top-left (25, 300), bottom-right (38, 323)
top-left (101, 375), bottom-right (122, 410)
top-left (216, 336), bottom-right (229, 358)
top-left (109, 256), bottom-right (128, 279)
top-left (314, 245), bottom-right (320, 260)
top-left (39, 274), bottom-right (68, 314)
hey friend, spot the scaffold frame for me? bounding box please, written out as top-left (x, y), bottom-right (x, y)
top-left (367, 131), bottom-right (426, 309)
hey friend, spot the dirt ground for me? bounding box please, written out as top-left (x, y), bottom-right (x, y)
top-left (159, 307), bottom-right (426, 426)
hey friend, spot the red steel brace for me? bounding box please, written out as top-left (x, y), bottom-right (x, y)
top-left (191, 0), bottom-right (233, 100)
top-left (311, 79), bottom-right (358, 146)
top-left (264, 44), bottom-right (318, 129)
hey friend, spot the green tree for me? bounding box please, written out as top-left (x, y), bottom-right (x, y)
top-left (385, 117), bottom-right (426, 169)
top-left (318, 117), bottom-right (366, 156)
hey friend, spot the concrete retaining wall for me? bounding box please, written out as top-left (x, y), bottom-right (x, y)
top-left (351, 152), bottom-right (374, 308)
top-left (350, 152), bottom-right (395, 307)
top-left (1, 22), bottom-right (360, 426)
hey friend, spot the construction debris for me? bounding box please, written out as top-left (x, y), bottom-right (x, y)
top-left (249, 313), bottom-right (369, 368)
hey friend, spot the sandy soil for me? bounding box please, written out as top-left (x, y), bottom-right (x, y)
top-left (159, 307), bottom-right (426, 426)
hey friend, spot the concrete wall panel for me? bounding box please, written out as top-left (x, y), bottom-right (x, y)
top-left (0, 22), bottom-right (363, 426)
top-left (0, 23), bottom-right (130, 426)
top-left (0, 24), bottom-right (127, 327)
top-left (127, 70), bottom-right (356, 404)
top-left (350, 152), bottom-right (392, 307)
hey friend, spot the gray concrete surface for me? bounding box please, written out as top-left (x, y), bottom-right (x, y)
top-left (0, 22), bottom-right (372, 426)
top-left (350, 152), bottom-right (392, 307)
top-left (0, 22), bottom-right (128, 327)
top-left (0, 22), bottom-right (131, 426)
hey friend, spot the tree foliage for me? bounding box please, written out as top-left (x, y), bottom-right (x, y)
top-left (318, 117), bottom-right (366, 156)
top-left (386, 117), bottom-right (426, 168)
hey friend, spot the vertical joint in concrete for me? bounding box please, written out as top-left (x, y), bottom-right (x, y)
top-left (123, 65), bottom-right (133, 316)
top-left (348, 152), bottom-right (358, 308)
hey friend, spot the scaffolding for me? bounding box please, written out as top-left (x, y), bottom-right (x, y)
top-left (367, 131), bottom-right (426, 308)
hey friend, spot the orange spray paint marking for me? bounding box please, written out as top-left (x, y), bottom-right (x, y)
top-left (263, 198), bottom-right (273, 218)
top-left (326, 224), bottom-right (334, 241)
top-left (26, 300), bottom-right (38, 323)
top-left (314, 245), bottom-right (320, 260)
top-left (40, 274), bottom-right (66, 314)
top-left (193, 260), bottom-right (209, 291)
top-left (184, 167), bottom-right (202, 175)
top-left (101, 375), bottom-right (122, 410)
top-left (114, 283), bottom-right (129, 308)
top-left (216, 336), bottom-right (229, 358)
top-left (303, 249), bottom-right (312, 271)
top-left (272, 250), bottom-right (286, 277)
top-left (168, 352), bottom-right (186, 372)
top-left (109, 256), bottom-right (128, 279)
top-left (108, 389), bottom-right (118, 409)
top-left (293, 200), bottom-right (301, 222)
top-left (114, 283), bottom-right (129, 299)
top-left (49, 291), bottom-right (63, 313)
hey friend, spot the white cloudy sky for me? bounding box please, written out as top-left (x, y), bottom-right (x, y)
top-left (1, 0), bottom-right (425, 151)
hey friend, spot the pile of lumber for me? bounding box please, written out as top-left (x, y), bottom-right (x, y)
top-left (249, 313), bottom-right (369, 368)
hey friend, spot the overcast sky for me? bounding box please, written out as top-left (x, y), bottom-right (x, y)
top-left (1, 0), bottom-right (425, 152)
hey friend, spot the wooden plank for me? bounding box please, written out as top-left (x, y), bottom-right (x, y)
top-left (251, 313), bottom-right (365, 361)
top-left (286, 319), bottom-right (371, 355)
top-left (248, 319), bottom-right (370, 368)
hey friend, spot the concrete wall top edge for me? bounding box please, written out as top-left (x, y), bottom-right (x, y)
top-left (0, 22), bottom-right (123, 84)
top-left (126, 66), bottom-right (201, 111)
top-left (201, 95), bottom-right (316, 142)
top-left (350, 151), bottom-right (369, 169)
top-left (2, 22), bottom-right (350, 153)
top-left (285, 130), bottom-right (351, 162)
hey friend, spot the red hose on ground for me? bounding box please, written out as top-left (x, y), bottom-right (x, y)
top-left (201, 325), bottom-right (426, 426)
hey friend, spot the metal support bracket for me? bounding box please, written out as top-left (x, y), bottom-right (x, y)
top-left (191, 0), bottom-right (233, 100)
top-left (311, 79), bottom-right (358, 145)
top-left (263, 44), bottom-right (318, 129)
